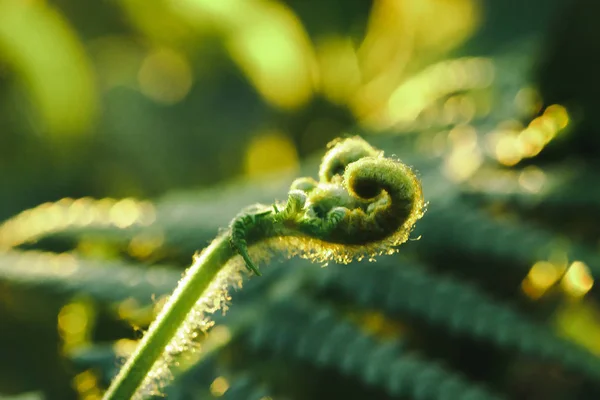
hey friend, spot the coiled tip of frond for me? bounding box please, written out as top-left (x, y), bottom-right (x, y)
top-left (319, 136), bottom-right (382, 183)
top-left (229, 136), bottom-right (425, 274)
top-left (343, 155), bottom-right (424, 244)
top-left (291, 137), bottom-right (425, 264)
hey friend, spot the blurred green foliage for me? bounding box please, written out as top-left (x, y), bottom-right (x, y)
top-left (1, 0), bottom-right (600, 399)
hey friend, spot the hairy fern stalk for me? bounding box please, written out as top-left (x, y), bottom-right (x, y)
top-left (102, 136), bottom-right (425, 400)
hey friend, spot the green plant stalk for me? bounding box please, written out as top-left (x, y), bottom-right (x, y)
top-left (102, 234), bottom-right (233, 400)
top-left (102, 136), bottom-right (425, 399)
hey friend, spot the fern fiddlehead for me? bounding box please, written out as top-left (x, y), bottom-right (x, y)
top-left (102, 136), bottom-right (425, 400)
top-left (230, 136), bottom-right (425, 275)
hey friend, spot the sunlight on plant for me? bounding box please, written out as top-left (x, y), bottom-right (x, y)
top-left (0, 198), bottom-right (156, 250)
top-left (380, 57), bottom-right (494, 129)
top-left (226, 1), bottom-right (316, 110)
top-left (168, 0), bottom-right (481, 123)
top-left (102, 137), bottom-right (425, 399)
top-left (352, 0), bottom-right (481, 128)
top-left (171, 0), bottom-right (317, 110)
top-left (3, 1), bottom-right (599, 399)
top-left (0, 0), bottom-right (97, 137)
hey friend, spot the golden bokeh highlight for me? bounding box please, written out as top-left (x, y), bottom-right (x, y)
top-left (555, 302), bottom-right (600, 356)
top-left (138, 47), bottom-right (193, 104)
top-left (443, 125), bottom-right (482, 182)
top-left (353, 0), bottom-right (480, 126)
top-left (0, 197), bottom-right (157, 250)
top-left (208, 325), bottom-right (232, 347)
top-left (442, 94), bottom-right (477, 125)
top-left (493, 131), bottom-right (522, 167)
top-left (73, 370), bottom-right (103, 400)
top-left (244, 131), bottom-right (299, 177)
top-left (175, 0), bottom-right (480, 120)
top-left (490, 104), bottom-right (570, 166)
top-left (561, 261), bottom-right (594, 298)
top-left (521, 261), bottom-right (562, 300)
top-left (128, 230), bottom-right (165, 259)
top-left (522, 258), bottom-right (594, 300)
top-left (210, 376), bottom-right (230, 397)
top-left (382, 57), bottom-right (494, 129)
top-left (114, 338), bottom-right (140, 359)
top-left (58, 300), bottom-right (95, 353)
top-left (224, 1), bottom-right (316, 110)
top-left (0, 0), bottom-right (98, 137)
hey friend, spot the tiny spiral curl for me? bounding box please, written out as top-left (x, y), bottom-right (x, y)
top-left (328, 156), bottom-right (423, 246)
top-left (318, 136), bottom-right (382, 183)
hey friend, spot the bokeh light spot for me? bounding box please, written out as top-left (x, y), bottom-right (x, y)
top-left (514, 87), bottom-right (542, 117)
top-left (561, 261), bottom-right (594, 298)
top-left (494, 134), bottom-right (521, 166)
top-left (443, 125), bottom-right (482, 182)
top-left (138, 48), bottom-right (193, 104)
top-left (210, 376), bottom-right (230, 397)
top-left (227, 2), bottom-right (315, 110)
top-left (244, 130), bottom-right (299, 177)
top-left (521, 261), bottom-right (561, 300)
top-left (545, 104), bottom-right (569, 130)
top-left (58, 303), bottom-right (89, 336)
top-left (518, 166), bottom-right (546, 193)
top-left (109, 198), bottom-right (141, 229)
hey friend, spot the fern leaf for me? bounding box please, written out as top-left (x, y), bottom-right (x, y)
top-left (0, 250), bottom-right (178, 303)
top-left (247, 297), bottom-right (506, 400)
top-left (317, 262), bottom-right (600, 381)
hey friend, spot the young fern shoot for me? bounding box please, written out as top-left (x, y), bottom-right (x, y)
top-left (102, 136), bottom-right (425, 400)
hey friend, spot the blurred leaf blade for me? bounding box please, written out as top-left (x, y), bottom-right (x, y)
top-left (0, 0), bottom-right (98, 137)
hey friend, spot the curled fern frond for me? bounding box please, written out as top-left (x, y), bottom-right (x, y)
top-left (103, 136), bottom-right (425, 400)
top-left (230, 136), bottom-right (425, 275)
top-left (247, 298), bottom-right (505, 400)
top-left (318, 135), bottom-right (382, 183)
top-left (317, 262), bottom-right (600, 380)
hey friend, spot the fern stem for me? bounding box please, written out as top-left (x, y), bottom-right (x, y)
top-left (102, 234), bottom-right (234, 400)
top-left (101, 136), bottom-right (424, 399)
